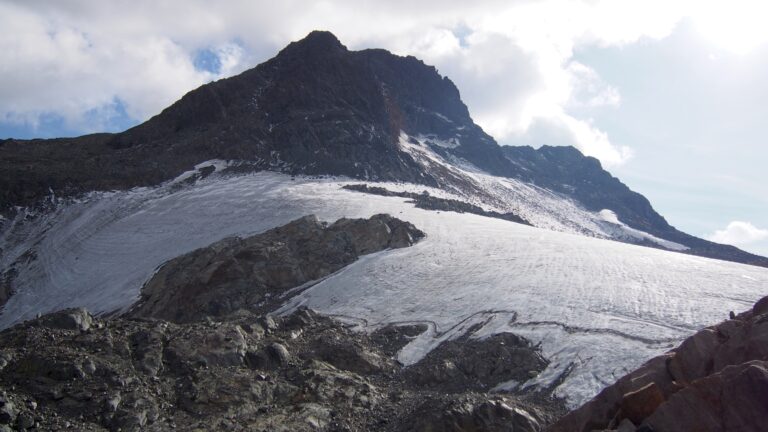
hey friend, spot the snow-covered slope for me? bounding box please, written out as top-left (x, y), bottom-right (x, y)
top-left (397, 132), bottom-right (688, 249)
top-left (1, 171), bottom-right (766, 407)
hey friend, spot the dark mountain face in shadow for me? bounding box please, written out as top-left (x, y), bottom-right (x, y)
top-left (1, 30), bottom-right (764, 267)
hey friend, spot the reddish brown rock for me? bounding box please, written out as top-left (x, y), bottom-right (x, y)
top-left (753, 296), bottom-right (768, 315)
top-left (549, 294), bottom-right (768, 432)
top-left (547, 354), bottom-right (677, 432)
top-left (618, 382), bottom-right (664, 425)
top-left (666, 328), bottom-right (720, 384)
top-left (644, 360), bottom-right (768, 432)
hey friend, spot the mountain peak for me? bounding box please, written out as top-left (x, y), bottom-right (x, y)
top-left (277, 30), bottom-right (347, 58)
top-left (302, 30), bottom-right (344, 47)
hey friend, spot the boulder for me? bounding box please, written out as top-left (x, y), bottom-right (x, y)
top-left (406, 332), bottom-right (547, 391)
top-left (0, 394), bottom-right (15, 425)
top-left (666, 328), bottom-right (720, 384)
top-left (643, 360), bottom-right (768, 432)
top-left (311, 334), bottom-right (392, 375)
top-left (246, 342), bottom-right (291, 370)
top-left (619, 382), bottom-right (664, 425)
top-left (166, 324), bottom-right (248, 369)
top-left (38, 308), bottom-right (93, 332)
top-left (16, 413), bottom-right (35, 430)
top-left (7, 354), bottom-right (85, 382)
top-left (129, 326), bottom-right (166, 377)
top-left (298, 361), bottom-right (380, 408)
top-left (753, 296), bottom-right (768, 315)
top-left (616, 418), bottom-right (637, 432)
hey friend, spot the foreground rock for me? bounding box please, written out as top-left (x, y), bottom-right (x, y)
top-left (0, 307), bottom-right (563, 431)
top-left (128, 214), bottom-right (425, 322)
top-left (549, 295), bottom-right (768, 432)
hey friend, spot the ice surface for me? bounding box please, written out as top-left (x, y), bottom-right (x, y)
top-left (1, 172), bottom-right (767, 407)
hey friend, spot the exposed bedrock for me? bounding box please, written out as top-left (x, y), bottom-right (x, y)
top-left (549, 295), bottom-right (768, 432)
top-left (127, 213), bottom-right (425, 323)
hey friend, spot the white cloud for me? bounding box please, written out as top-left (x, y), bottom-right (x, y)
top-left (2, 0), bottom-right (752, 166)
top-left (692, 0), bottom-right (768, 55)
top-left (567, 62), bottom-right (621, 108)
top-left (709, 221), bottom-right (768, 246)
top-left (0, 2), bottom-right (225, 132)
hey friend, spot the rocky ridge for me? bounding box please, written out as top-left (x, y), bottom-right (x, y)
top-left (128, 213), bottom-right (425, 323)
top-left (549, 294), bottom-right (768, 432)
top-left (342, 184), bottom-right (530, 226)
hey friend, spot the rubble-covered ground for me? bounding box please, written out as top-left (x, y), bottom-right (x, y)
top-left (0, 307), bottom-right (565, 431)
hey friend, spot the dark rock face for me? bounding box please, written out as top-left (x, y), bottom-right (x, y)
top-left (0, 27), bottom-right (496, 211)
top-left (0, 31), bottom-right (468, 209)
top-left (549, 294), bottom-right (768, 432)
top-left (502, 145), bottom-right (666, 233)
top-left (0, 271), bottom-right (13, 311)
top-left (128, 213), bottom-right (425, 323)
top-left (644, 360), bottom-right (768, 432)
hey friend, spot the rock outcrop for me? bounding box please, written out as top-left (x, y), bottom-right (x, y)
top-left (128, 214), bottom-right (425, 323)
top-left (343, 184), bottom-right (530, 226)
top-left (549, 295), bottom-right (768, 432)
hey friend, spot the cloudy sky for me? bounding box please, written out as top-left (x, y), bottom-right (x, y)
top-left (2, 0), bottom-right (766, 256)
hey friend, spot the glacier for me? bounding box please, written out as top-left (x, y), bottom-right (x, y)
top-left (1, 171), bottom-right (767, 407)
